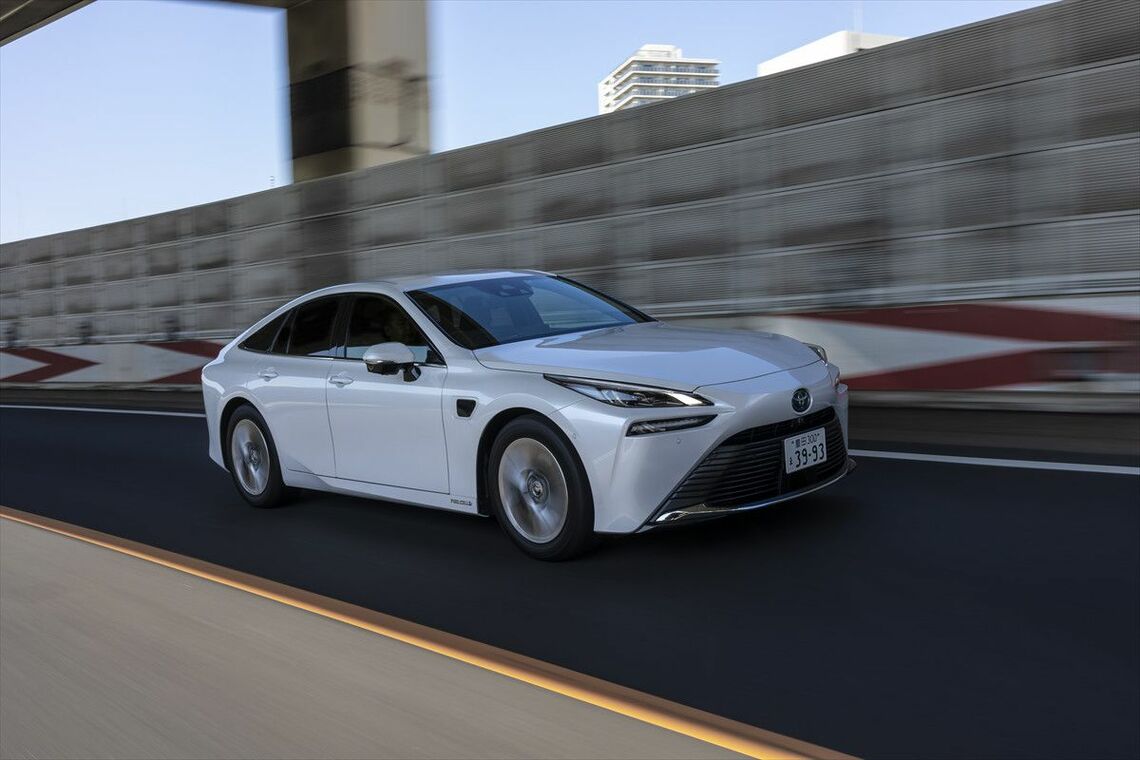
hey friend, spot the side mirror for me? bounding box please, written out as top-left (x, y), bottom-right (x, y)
top-left (362, 342), bottom-right (417, 377)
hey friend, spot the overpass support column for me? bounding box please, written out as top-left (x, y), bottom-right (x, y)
top-left (286, 0), bottom-right (429, 182)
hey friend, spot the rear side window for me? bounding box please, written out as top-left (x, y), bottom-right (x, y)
top-left (286, 297), bottom-right (341, 357)
top-left (240, 313), bottom-right (287, 353)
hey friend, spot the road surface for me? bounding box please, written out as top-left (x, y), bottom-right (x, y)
top-left (0, 405), bottom-right (1136, 758)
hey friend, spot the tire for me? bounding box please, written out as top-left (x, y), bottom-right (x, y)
top-left (488, 415), bottom-right (594, 560)
top-left (225, 405), bottom-right (287, 508)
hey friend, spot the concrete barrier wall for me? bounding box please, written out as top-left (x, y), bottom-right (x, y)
top-left (1, 0), bottom-right (1138, 400)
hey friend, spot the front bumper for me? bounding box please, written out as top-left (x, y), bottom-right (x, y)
top-left (555, 360), bottom-right (849, 533)
top-left (646, 457), bottom-right (856, 527)
top-left (644, 404), bottom-right (850, 526)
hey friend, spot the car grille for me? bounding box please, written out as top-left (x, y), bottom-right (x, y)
top-left (654, 407), bottom-right (847, 518)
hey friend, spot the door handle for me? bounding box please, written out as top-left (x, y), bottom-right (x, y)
top-left (329, 373), bottom-right (354, 387)
top-left (258, 368), bottom-right (278, 381)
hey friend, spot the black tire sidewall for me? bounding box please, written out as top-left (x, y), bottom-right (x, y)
top-left (226, 405), bottom-right (286, 508)
top-left (488, 415), bottom-right (594, 560)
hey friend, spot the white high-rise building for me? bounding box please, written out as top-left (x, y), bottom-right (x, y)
top-left (598, 44), bottom-right (720, 114)
top-left (757, 31), bottom-right (906, 77)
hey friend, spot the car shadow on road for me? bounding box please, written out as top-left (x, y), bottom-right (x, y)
top-left (256, 476), bottom-right (861, 569)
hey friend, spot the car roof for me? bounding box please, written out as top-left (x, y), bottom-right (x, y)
top-left (373, 269), bottom-right (551, 292)
top-left (277, 270), bottom-right (555, 309)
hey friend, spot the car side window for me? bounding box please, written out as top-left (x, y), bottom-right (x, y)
top-left (240, 312), bottom-right (287, 353)
top-left (286, 297), bottom-right (341, 357)
top-left (344, 296), bottom-right (442, 365)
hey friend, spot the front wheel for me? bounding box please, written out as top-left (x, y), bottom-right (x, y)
top-left (226, 405), bottom-right (287, 508)
top-left (488, 415), bottom-right (594, 561)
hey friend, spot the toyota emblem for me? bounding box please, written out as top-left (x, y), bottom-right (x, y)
top-left (791, 388), bottom-right (812, 414)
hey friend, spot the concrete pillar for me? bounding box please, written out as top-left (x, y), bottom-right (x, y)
top-left (286, 0), bottom-right (429, 182)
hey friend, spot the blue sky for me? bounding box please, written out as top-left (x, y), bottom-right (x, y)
top-left (0, 0), bottom-right (1049, 243)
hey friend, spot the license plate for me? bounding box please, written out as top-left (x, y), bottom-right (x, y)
top-left (784, 427), bottom-right (827, 473)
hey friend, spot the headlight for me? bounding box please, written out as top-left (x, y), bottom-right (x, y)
top-left (628, 416), bottom-right (715, 436)
top-left (806, 343), bottom-right (827, 362)
top-left (545, 375), bottom-right (712, 408)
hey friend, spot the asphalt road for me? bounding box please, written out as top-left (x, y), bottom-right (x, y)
top-left (1, 405), bottom-right (1137, 759)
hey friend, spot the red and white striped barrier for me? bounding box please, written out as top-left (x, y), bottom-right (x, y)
top-left (2, 296), bottom-right (1137, 396)
top-left (0, 340), bottom-right (227, 385)
top-left (724, 295), bottom-right (1139, 393)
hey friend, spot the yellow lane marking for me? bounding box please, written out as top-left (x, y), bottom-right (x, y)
top-left (0, 506), bottom-right (854, 760)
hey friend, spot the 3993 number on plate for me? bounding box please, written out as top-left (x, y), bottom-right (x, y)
top-left (784, 427), bottom-right (827, 473)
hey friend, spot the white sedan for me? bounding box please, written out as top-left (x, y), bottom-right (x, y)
top-left (202, 270), bottom-right (853, 560)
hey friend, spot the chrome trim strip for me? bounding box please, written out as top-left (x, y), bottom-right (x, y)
top-left (648, 458), bottom-right (856, 525)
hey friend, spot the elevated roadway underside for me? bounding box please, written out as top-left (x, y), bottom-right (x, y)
top-left (0, 0), bottom-right (303, 46)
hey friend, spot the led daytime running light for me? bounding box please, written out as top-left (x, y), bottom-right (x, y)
top-left (545, 375), bottom-right (711, 408)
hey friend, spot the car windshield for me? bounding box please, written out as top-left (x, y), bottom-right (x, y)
top-left (408, 275), bottom-right (654, 349)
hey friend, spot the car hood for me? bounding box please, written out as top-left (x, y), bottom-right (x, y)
top-left (473, 322), bottom-right (821, 391)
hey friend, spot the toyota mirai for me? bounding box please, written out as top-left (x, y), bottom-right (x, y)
top-left (202, 270), bottom-right (853, 560)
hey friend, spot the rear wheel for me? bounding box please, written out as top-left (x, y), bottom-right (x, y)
top-left (489, 415), bottom-right (594, 560)
top-left (226, 405), bottom-right (287, 508)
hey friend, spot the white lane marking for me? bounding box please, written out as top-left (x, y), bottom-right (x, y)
top-left (0, 404), bottom-right (205, 419)
top-left (850, 448), bottom-right (1140, 476)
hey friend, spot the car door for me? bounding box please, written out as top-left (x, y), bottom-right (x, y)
top-left (325, 293), bottom-right (449, 493)
top-left (246, 295), bottom-right (344, 477)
